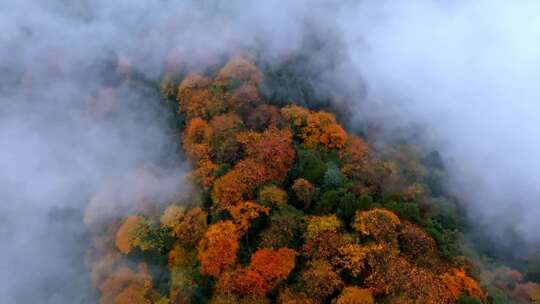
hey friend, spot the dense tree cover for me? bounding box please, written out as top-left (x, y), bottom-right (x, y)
top-left (333, 287), bottom-right (374, 304)
top-left (84, 55), bottom-right (540, 304)
top-left (197, 221), bottom-right (240, 278)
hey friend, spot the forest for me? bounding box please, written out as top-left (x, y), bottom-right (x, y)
top-left (83, 54), bottom-right (540, 304)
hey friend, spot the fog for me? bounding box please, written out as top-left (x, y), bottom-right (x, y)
top-left (1, 0), bottom-right (540, 302)
top-left (340, 0), bottom-right (540, 247)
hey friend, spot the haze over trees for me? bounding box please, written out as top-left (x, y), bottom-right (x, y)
top-left (3, 1), bottom-right (540, 303)
top-left (78, 55), bottom-right (540, 304)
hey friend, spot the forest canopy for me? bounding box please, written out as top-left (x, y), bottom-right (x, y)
top-left (83, 55), bottom-right (540, 304)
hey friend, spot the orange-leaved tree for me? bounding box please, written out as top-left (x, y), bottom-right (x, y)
top-left (301, 111), bottom-right (347, 149)
top-left (229, 268), bottom-right (270, 297)
top-left (115, 215), bottom-right (154, 254)
top-left (197, 221), bottom-right (240, 277)
top-left (353, 208), bottom-right (401, 245)
top-left (281, 105), bottom-right (310, 130)
top-left (440, 268), bottom-right (486, 303)
top-left (188, 159), bottom-right (220, 191)
top-left (229, 247), bottom-right (296, 297)
top-left (211, 158), bottom-right (268, 208)
top-left (182, 117), bottom-right (212, 163)
top-left (299, 259), bottom-right (344, 303)
top-left (339, 135), bottom-right (370, 178)
top-left (161, 206), bottom-right (207, 246)
top-left (332, 243), bottom-right (383, 279)
top-left (177, 74), bottom-right (213, 120)
top-left (237, 127), bottom-right (295, 183)
top-left (249, 247), bottom-right (296, 284)
top-left (227, 201), bottom-right (269, 234)
top-left (333, 287), bottom-right (374, 304)
top-left (208, 113), bottom-right (244, 164)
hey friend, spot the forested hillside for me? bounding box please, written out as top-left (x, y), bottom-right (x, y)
top-left (84, 55), bottom-right (540, 304)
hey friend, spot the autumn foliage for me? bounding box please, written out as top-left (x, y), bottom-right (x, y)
top-left (340, 135), bottom-right (369, 178)
top-left (182, 117), bottom-right (212, 162)
top-left (353, 208), bottom-right (401, 244)
top-left (177, 74), bottom-right (213, 120)
top-left (228, 201), bottom-right (269, 234)
top-left (237, 127), bottom-right (295, 182)
top-left (333, 287), bottom-right (374, 304)
top-left (258, 185), bottom-right (288, 207)
top-left (211, 158), bottom-right (268, 208)
top-left (197, 221), bottom-right (240, 277)
top-left (250, 248), bottom-right (296, 284)
top-left (440, 268), bottom-right (486, 302)
top-left (99, 264), bottom-right (154, 304)
top-left (301, 111), bottom-right (347, 149)
top-left (299, 259), bottom-right (344, 303)
top-left (115, 215), bottom-right (156, 254)
top-left (86, 56), bottom-right (502, 304)
top-left (233, 248), bottom-right (296, 297)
